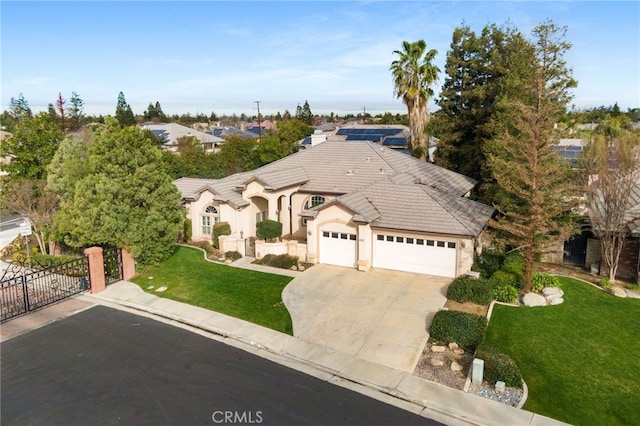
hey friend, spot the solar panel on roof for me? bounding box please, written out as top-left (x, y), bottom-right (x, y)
top-left (566, 146), bottom-right (582, 151)
top-left (383, 137), bottom-right (407, 146)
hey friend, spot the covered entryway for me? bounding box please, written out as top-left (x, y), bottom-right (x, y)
top-left (373, 233), bottom-right (457, 278)
top-left (319, 227), bottom-right (357, 268)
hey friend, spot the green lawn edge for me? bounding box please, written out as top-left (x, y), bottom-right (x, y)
top-left (131, 245), bottom-right (294, 335)
top-left (484, 277), bottom-right (639, 425)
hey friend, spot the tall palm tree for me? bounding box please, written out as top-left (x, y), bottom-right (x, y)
top-left (390, 40), bottom-right (439, 160)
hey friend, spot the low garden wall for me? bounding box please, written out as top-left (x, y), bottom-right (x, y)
top-left (219, 236), bottom-right (308, 262)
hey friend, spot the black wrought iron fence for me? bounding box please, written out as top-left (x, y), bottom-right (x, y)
top-left (0, 256), bottom-right (90, 322)
top-left (103, 247), bottom-right (123, 286)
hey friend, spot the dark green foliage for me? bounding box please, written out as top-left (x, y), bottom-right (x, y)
top-left (115, 92), bottom-right (135, 126)
top-left (212, 222), bottom-right (231, 249)
top-left (502, 253), bottom-right (524, 280)
top-left (492, 284), bottom-right (519, 303)
top-left (473, 249), bottom-right (505, 278)
top-left (183, 218), bottom-right (192, 242)
top-left (490, 270), bottom-right (519, 288)
top-left (447, 277), bottom-right (493, 305)
top-left (476, 344), bottom-right (523, 387)
top-left (254, 254), bottom-right (298, 270)
top-left (531, 273), bottom-right (561, 292)
top-left (256, 220), bottom-right (282, 241)
top-left (225, 251), bottom-right (242, 261)
top-left (430, 310), bottom-right (487, 351)
top-left (598, 278), bottom-right (612, 289)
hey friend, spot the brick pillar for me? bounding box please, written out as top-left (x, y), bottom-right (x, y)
top-left (84, 246), bottom-right (106, 294)
top-left (121, 249), bottom-right (136, 281)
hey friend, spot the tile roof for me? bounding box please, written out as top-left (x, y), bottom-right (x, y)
top-left (142, 123), bottom-right (223, 146)
top-left (174, 141), bottom-right (491, 234)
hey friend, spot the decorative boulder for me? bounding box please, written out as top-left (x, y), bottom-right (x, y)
top-left (546, 295), bottom-right (564, 305)
top-left (430, 359), bottom-right (444, 367)
top-left (450, 361), bottom-right (463, 372)
top-left (523, 292), bottom-right (547, 307)
top-left (608, 287), bottom-right (627, 298)
top-left (448, 342), bottom-right (459, 350)
top-left (431, 345), bottom-right (446, 353)
top-left (542, 287), bottom-right (564, 297)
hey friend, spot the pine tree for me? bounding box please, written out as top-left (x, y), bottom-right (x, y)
top-left (115, 91), bottom-right (136, 126)
top-left (69, 92), bottom-right (85, 131)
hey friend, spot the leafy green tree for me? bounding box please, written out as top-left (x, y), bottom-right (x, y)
top-left (0, 112), bottom-right (63, 182)
top-left (46, 137), bottom-right (90, 201)
top-left (115, 91), bottom-right (136, 126)
top-left (434, 24), bottom-right (535, 198)
top-left (217, 135), bottom-right (259, 175)
top-left (390, 40), bottom-right (439, 160)
top-left (52, 118), bottom-right (183, 264)
top-left (9, 93), bottom-right (32, 123)
top-left (486, 20), bottom-right (579, 292)
top-left (69, 91), bottom-right (85, 131)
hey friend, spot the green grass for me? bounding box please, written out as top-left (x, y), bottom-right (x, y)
top-left (131, 245), bottom-right (293, 335)
top-left (484, 277), bottom-right (640, 425)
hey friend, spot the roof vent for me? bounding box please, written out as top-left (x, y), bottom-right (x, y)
top-left (379, 168), bottom-right (385, 174)
top-left (366, 157), bottom-right (371, 162)
top-left (346, 170), bottom-right (354, 176)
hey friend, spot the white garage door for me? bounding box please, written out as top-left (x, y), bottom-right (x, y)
top-left (319, 230), bottom-right (357, 268)
top-left (373, 233), bottom-right (457, 277)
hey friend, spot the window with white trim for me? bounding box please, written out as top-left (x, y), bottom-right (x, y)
top-left (201, 205), bottom-right (220, 235)
top-left (302, 195), bottom-right (325, 225)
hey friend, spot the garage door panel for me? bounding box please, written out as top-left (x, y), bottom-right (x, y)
top-left (373, 234), bottom-right (457, 277)
top-left (319, 230), bottom-right (357, 268)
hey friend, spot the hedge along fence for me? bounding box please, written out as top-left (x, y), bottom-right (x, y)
top-left (213, 222), bottom-right (231, 249)
top-left (256, 220), bottom-right (282, 241)
top-left (430, 310), bottom-right (488, 351)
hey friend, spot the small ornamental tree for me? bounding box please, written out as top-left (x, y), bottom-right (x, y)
top-left (213, 222), bottom-right (231, 249)
top-left (256, 220), bottom-right (282, 241)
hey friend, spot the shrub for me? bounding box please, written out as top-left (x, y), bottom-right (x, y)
top-left (212, 222), bottom-right (231, 249)
top-left (430, 310), bottom-right (487, 351)
top-left (255, 254), bottom-right (298, 269)
top-left (598, 278), bottom-right (613, 289)
top-left (447, 277), bottom-right (493, 305)
top-left (531, 273), bottom-right (561, 292)
top-left (490, 270), bottom-right (519, 288)
top-left (502, 253), bottom-right (524, 280)
top-left (256, 220), bottom-right (282, 241)
top-left (225, 251), bottom-right (242, 261)
top-left (492, 285), bottom-right (519, 303)
top-left (473, 249), bottom-right (505, 279)
top-left (183, 218), bottom-right (192, 242)
top-left (31, 253), bottom-right (78, 266)
top-left (475, 344), bottom-right (523, 388)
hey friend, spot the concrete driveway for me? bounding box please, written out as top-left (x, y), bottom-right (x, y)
top-left (282, 264), bottom-right (450, 373)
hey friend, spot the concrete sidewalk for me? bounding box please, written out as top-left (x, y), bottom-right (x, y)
top-left (56, 281), bottom-right (562, 426)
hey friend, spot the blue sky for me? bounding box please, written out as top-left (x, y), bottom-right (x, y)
top-left (2, 1), bottom-right (639, 117)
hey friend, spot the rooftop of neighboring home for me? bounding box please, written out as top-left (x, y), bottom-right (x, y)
top-left (141, 122), bottom-right (224, 150)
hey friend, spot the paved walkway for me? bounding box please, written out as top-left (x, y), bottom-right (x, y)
top-left (283, 264), bottom-right (449, 372)
top-left (1, 275), bottom-right (566, 425)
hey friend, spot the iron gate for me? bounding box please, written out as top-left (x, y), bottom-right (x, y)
top-left (103, 247), bottom-right (123, 286)
top-left (0, 256), bottom-right (90, 322)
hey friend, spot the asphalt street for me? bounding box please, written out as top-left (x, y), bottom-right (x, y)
top-left (1, 306), bottom-right (441, 426)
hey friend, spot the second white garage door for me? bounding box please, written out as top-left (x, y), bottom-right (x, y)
top-left (373, 233), bottom-right (457, 277)
top-left (319, 230), bottom-right (357, 268)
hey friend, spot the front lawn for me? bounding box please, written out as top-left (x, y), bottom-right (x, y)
top-left (132, 245), bottom-right (293, 334)
top-left (484, 277), bottom-right (639, 425)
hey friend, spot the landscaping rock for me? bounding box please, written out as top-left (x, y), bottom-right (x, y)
top-left (298, 265), bottom-right (305, 271)
top-left (608, 287), bottom-right (627, 298)
top-left (448, 342), bottom-right (459, 350)
top-left (224, 259), bottom-right (233, 264)
top-left (431, 345), bottom-right (446, 353)
top-left (523, 292), bottom-right (547, 307)
top-left (542, 287), bottom-right (564, 297)
top-left (453, 348), bottom-right (465, 355)
top-left (546, 295), bottom-right (564, 305)
top-left (450, 361), bottom-right (463, 372)
top-left (430, 359), bottom-right (444, 367)
top-left (290, 265), bottom-right (298, 271)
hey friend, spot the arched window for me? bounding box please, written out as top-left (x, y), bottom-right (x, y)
top-left (304, 195), bottom-right (325, 210)
top-left (201, 205), bottom-right (220, 235)
top-left (303, 196), bottom-right (325, 226)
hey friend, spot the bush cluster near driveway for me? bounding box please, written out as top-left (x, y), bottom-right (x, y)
top-left (430, 310), bottom-right (487, 351)
top-left (132, 245), bottom-right (293, 335)
top-left (447, 277), bottom-right (493, 305)
top-left (484, 277), bottom-right (640, 425)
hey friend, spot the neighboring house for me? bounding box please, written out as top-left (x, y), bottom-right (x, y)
top-left (209, 126), bottom-right (260, 140)
top-left (174, 141), bottom-right (494, 278)
top-left (141, 123), bottom-right (224, 152)
top-left (553, 138), bottom-right (585, 168)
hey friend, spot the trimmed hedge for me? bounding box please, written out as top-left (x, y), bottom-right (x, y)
top-left (447, 277), bottom-right (493, 305)
top-left (255, 254), bottom-right (298, 269)
top-left (213, 222), bottom-right (231, 249)
top-left (475, 344), bottom-right (523, 388)
top-left (183, 218), bottom-right (192, 242)
top-left (256, 220), bottom-right (282, 241)
top-left (225, 251), bottom-right (242, 261)
top-left (430, 310), bottom-right (487, 351)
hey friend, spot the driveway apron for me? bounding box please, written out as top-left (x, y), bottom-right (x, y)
top-left (282, 264), bottom-right (450, 373)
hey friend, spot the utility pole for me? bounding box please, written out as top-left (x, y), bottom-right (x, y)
top-left (255, 101), bottom-right (262, 140)
top-left (363, 106), bottom-right (366, 124)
